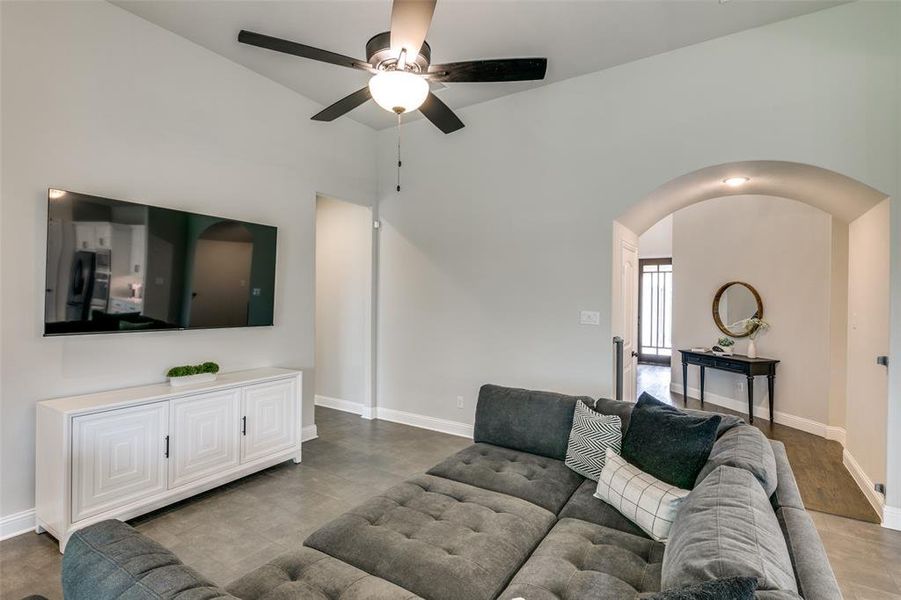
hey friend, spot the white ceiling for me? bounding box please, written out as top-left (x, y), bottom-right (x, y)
top-left (113, 0), bottom-right (843, 130)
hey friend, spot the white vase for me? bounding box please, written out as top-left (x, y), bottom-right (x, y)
top-left (747, 338), bottom-right (758, 359)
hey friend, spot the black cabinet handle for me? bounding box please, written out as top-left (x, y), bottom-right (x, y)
top-left (242, 416), bottom-right (247, 436)
top-left (164, 435), bottom-right (170, 458)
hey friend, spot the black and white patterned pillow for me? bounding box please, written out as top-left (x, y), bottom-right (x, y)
top-left (565, 401), bottom-right (622, 480)
top-left (595, 449), bottom-right (690, 542)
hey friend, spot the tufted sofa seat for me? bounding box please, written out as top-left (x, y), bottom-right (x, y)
top-left (227, 548), bottom-right (421, 600)
top-left (426, 442), bottom-right (584, 512)
top-left (497, 518), bottom-right (665, 600)
top-left (304, 474), bottom-right (556, 600)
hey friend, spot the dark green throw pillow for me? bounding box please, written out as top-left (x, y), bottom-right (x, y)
top-left (621, 392), bottom-right (721, 489)
top-left (649, 577), bottom-right (757, 599)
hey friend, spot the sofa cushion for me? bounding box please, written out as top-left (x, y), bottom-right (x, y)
top-left (769, 442), bottom-right (804, 511)
top-left (565, 401), bottom-right (622, 481)
top-left (593, 397), bottom-right (635, 434)
top-left (682, 408), bottom-right (744, 438)
top-left (595, 449), bottom-right (689, 543)
top-left (558, 479), bottom-right (648, 539)
top-left (304, 474), bottom-right (556, 600)
top-left (227, 548), bottom-right (420, 600)
top-left (695, 425), bottom-right (778, 496)
top-left (662, 466), bottom-right (797, 593)
top-left (496, 518), bottom-right (665, 600)
top-left (473, 384), bottom-right (594, 460)
top-left (426, 443), bottom-right (583, 512)
top-left (622, 393), bottom-right (721, 489)
top-left (62, 519), bottom-right (237, 600)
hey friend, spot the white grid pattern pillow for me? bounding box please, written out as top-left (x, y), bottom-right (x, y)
top-left (594, 448), bottom-right (689, 542)
top-left (565, 401), bottom-right (622, 481)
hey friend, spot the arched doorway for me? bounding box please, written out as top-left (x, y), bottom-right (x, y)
top-left (189, 221), bottom-right (255, 328)
top-left (612, 160), bottom-right (891, 523)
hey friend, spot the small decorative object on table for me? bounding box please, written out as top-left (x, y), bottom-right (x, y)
top-left (731, 317), bottom-right (770, 359)
top-left (167, 361), bottom-right (220, 386)
top-left (712, 337), bottom-right (734, 356)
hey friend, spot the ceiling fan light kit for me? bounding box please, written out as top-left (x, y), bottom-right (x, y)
top-left (369, 70), bottom-right (429, 114)
top-left (237, 0), bottom-right (548, 134)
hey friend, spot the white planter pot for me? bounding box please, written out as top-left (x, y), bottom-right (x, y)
top-left (168, 373), bottom-right (217, 387)
top-left (747, 339), bottom-right (758, 359)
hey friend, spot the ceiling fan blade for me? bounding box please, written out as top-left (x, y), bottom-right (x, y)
top-left (428, 58), bottom-right (548, 83)
top-left (311, 87), bottom-right (372, 121)
top-left (389, 0), bottom-right (436, 59)
top-left (419, 92), bottom-right (464, 134)
top-left (238, 30), bottom-right (372, 71)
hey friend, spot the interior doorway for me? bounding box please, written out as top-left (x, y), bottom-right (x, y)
top-left (612, 160), bottom-right (892, 526)
top-left (314, 195), bottom-right (374, 419)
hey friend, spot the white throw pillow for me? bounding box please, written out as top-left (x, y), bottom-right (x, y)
top-left (594, 448), bottom-right (690, 542)
top-left (565, 401), bottom-right (622, 481)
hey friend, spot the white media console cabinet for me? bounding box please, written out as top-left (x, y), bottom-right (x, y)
top-left (35, 367), bottom-right (302, 551)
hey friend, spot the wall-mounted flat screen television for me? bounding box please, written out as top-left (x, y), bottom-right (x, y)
top-left (44, 189), bottom-right (277, 335)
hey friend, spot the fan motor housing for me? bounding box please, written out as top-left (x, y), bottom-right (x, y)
top-left (366, 31), bottom-right (431, 72)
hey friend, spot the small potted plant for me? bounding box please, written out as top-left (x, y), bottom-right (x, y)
top-left (733, 317), bottom-right (770, 358)
top-left (167, 362), bottom-right (220, 387)
top-left (712, 337), bottom-right (735, 356)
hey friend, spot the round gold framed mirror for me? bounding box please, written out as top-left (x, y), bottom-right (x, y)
top-left (712, 281), bottom-right (763, 338)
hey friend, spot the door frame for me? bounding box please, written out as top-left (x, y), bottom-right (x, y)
top-left (637, 257), bottom-right (673, 365)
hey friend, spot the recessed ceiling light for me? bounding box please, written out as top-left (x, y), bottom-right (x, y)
top-left (48, 189), bottom-right (66, 199)
top-left (723, 177), bottom-right (750, 188)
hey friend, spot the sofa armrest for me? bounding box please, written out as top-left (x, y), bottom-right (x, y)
top-left (62, 520), bottom-right (238, 600)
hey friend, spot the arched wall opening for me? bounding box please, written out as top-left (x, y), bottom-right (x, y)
top-left (612, 160), bottom-right (891, 522)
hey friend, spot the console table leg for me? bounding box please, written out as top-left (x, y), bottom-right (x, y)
top-left (747, 376), bottom-right (755, 424)
top-left (699, 366), bottom-right (705, 407)
top-left (682, 361), bottom-right (688, 405)
top-left (768, 374), bottom-right (775, 424)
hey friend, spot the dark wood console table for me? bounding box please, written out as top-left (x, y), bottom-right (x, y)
top-left (678, 350), bottom-right (779, 424)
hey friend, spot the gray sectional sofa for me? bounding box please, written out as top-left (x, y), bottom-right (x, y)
top-left (60, 385), bottom-right (841, 599)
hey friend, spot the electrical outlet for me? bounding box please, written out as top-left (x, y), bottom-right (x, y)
top-left (580, 310), bottom-right (601, 326)
top-left (456, 396), bottom-right (464, 409)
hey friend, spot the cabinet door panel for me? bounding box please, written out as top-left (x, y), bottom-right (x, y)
top-left (242, 380), bottom-right (296, 463)
top-left (169, 389), bottom-right (241, 488)
top-left (72, 402), bottom-right (168, 522)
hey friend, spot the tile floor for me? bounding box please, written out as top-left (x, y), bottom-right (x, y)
top-left (1, 406), bottom-right (900, 600)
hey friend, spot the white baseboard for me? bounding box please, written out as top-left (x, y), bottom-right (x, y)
top-left (0, 509), bottom-right (36, 541)
top-left (301, 424), bottom-right (319, 442)
top-left (373, 407), bottom-right (473, 439)
top-left (314, 394), bottom-right (364, 415)
top-left (883, 505), bottom-right (901, 531)
top-left (671, 383), bottom-right (833, 438)
top-left (360, 405), bottom-right (375, 420)
top-left (825, 425), bottom-right (846, 446)
top-left (842, 448), bottom-right (885, 520)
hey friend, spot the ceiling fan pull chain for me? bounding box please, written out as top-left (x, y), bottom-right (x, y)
top-left (396, 112), bottom-right (403, 192)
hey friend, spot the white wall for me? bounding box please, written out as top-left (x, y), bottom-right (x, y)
top-left (846, 199), bottom-right (890, 494)
top-left (638, 214), bottom-right (672, 259)
top-left (669, 196), bottom-right (833, 426)
top-left (315, 196), bottom-right (372, 409)
top-left (373, 2), bottom-right (899, 454)
top-left (0, 1), bottom-right (377, 521)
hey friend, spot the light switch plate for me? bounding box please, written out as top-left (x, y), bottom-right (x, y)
top-left (580, 310), bottom-right (600, 326)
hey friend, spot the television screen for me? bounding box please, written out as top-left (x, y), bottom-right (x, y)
top-left (44, 189), bottom-right (277, 335)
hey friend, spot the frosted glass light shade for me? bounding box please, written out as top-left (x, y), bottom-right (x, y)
top-left (368, 70), bottom-right (429, 114)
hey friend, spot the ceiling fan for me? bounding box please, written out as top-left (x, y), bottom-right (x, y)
top-left (238, 0), bottom-right (548, 134)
